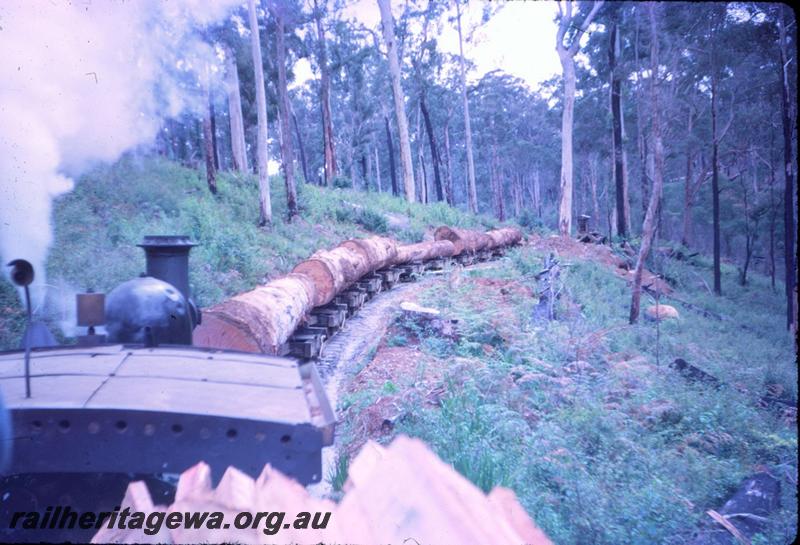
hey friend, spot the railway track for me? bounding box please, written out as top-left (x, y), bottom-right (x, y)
top-left (284, 248), bottom-right (505, 363)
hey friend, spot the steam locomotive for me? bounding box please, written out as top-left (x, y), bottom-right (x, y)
top-left (0, 236), bottom-right (334, 541)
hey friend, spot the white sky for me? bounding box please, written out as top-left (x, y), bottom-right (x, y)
top-left (292, 0), bottom-right (562, 91)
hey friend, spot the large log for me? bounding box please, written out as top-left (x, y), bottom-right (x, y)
top-left (193, 273), bottom-right (316, 354)
top-left (394, 240), bottom-right (456, 264)
top-left (434, 226), bottom-right (492, 255)
top-left (339, 236), bottom-right (398, 274)
top-left (292, 246), bottom-right (367, 306)
top-left (486, 227), bottom-right (523, 249)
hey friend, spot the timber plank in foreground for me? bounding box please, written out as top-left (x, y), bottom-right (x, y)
top-left (93, 435), bottom-right (553, 545)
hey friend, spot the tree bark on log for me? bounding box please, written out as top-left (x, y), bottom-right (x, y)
top-left (485, 227), bottom-right (523, 249)
top-left (434, 227), bottom-right (492, 256)
top-left (193, 273), bottom-right (317, 354)
top-left (292, 246), bottom-right (368, 306)
top-left (394, 240), bottom-right (456, 264)
top-left (339, 236), bottom-right (399, 275)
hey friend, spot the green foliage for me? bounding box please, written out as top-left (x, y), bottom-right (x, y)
top-left (332, 176), bottom-right (352, 189)
top-left (0, 155), bottom-right (490, 350)
top-left (385, 245), bottom-right (796, 545)
top-left (327, 453), bottom-right (350, 493)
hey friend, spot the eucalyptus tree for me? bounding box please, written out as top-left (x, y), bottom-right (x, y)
top-left (555, 0), bottom-right (604, 236)
top-left (311, 0), bottom-right (338, 186)
top-left (247, 0), bottom-right (273, 226)
top-left (630, 2), bottom-right (664, 324)
top-left (377, 0), bottom-right (415, 202)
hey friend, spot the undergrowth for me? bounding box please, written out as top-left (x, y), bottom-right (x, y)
top-left (354, 245), bottom-right (799, 545)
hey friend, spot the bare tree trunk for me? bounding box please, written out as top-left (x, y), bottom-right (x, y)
top-left (225, 49), bottom-right (248, 173)
top-left (779, 6), bottom-right (796, 330)
top-left (248, 0), bottom-right (272, 226)
top-left (490, 144), bottom-right (505, 221)
top-left (682, 107), bottom-right (695, 247)
top-left (589, 156), bottom-right (601, 225)
top-left (384, 114), bottom-right (399, 196)
top-left (630, 3), bottom-right (664, 324)
top-left (609, 20), bottom-right (628, 237)
top-left (534, 169), bottom-right (541, 217)
top-left (711, 29), bottom-right (722, 295)
top-left (209, 99), bottom-right (220, 171)
top-left (455, 0), bottom-right (478, 214)
top-left (557, 52), bottom-right (576, 236)
top-left (272, 1), bottom-right (298, 219)
top-left (313, 0), bottom-right (337, 186)
top-left (556, 0), bottom-right (603, 236)
top-left (373, 143), bottom-right (382, 192)
top-left (443, 121), bottom-right (454, 205)
top-left (768, 131), bottom-right (777, 291)
top-left (202, 67), bottom-right (217, 194)
top-left (414, 104), bottom-right (426, 203)
top-left (420, 94), bottom-right (444, 201)
top-left (292, 109), bottom-right (309, 183)
top-left (377, 0), bottom-right (415, 202)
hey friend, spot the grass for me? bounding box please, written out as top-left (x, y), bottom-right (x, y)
top-left (344, 244), bottom-right (798, 545)
top-left (0, 154), bottom-right (496, 349)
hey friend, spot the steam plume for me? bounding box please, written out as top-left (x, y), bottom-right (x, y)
top-left (0, 0), bottom-right (239, 307)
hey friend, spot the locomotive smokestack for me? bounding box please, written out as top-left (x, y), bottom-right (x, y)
top-left (138, 235), bottom-right (195, 303)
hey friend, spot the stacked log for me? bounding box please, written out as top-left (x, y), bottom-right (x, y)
top-left (394, 239), bottom-right (456, 264)
top-left (292, 245), bottom-right (367, 306)
top-left (339, 236), bottom-right (398, 275)
top-left (193, 273), bottom-right (316, 354)
top-left (486, 227), bottom-right (523, 249)
top-left (93, 435), bottom-right (553, 545)
top-left (193, 229), bottom-right (524, 355)
top-left (433, 226), bottom-right (492, 256)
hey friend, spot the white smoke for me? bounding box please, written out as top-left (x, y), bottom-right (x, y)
top-left (0, 0), bottom-right (240, 308)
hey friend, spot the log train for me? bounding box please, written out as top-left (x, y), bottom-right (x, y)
top-left (0, 225), bottom-right (521, 541)
top-left (193, 225), bottom-right (523, 358)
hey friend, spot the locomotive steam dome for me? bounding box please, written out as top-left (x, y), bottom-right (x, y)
top-left (104, 276), bottom-right (192, 345)
top-left (104, 235), bottom-right (199, 345)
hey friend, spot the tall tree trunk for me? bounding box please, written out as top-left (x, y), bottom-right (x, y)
top-left (711, 29), bottom-right (722, 295)
top-left (490, 143), bottom-right (505, 221)
top-left (557, 52), bottom-right (576, 235)
top-left (681, 108), bottom-right (695, 247)
top-left (555, 0), bottom-right (603, 236)
top-left (634, 8), bottom-right (648, 226)
top-left (534, 169), bottom-right (542, 217)
top-left (779, 6), bottom-right (796, 330)
top-left (443, 122), bottom-right (454, 205)
top-left (377, 0), bottom-right (415, 202)
top-left (313, 0), bottom-right (337, 186)
top-left (202, 67), bottom-right (217, 195)
top-left (248, 0), bottom-right (272, 226)
top-left (609, 20), bottom-right (628, 237)
top-left (225, 49), bottom-right (248, 173)
top-left (415, 104), bottom-right (427, 203)
top-left (272, 1), bottom-right (297, 219)
top-left (630, 3), bottom-right (664, 324)
top-left (768, 130), bottom-right (777, 291)
top-left (209, 99), bottom-right (220, 171)
top-left (588, 157), bottom-right (601, 225)
top-left (455, 0), bottom-right (478, 213)
top-left (292, 109), bottom-right (309, 183)
top-left (384, 115), bottom-right (399, 196)
top-left (420, 94), bottom-right (444, 201)
top-left (373, 143), bottom-right (382, 192)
